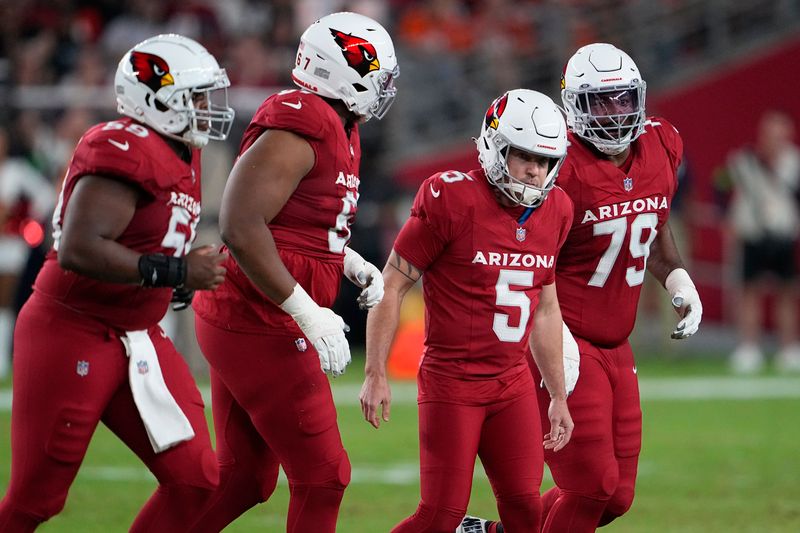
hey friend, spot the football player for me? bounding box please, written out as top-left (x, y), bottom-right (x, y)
top-left (0, 34), bottom-right (233, 531)
top-left (360, 89), bottom-right (574, 533)
top-left (458, 42), bottom-right (703, 533)
top-left (189, 12), bottom-right (398, 533)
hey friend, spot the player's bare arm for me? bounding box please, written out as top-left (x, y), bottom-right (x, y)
top-left (219, 129), bottom-right (314, 304)
top-left (388, 248), bottom-right (423, 282)
top-left (646, 221), bottom-right (686, 285)
top-left (360, 249), bottom-right (421, 428)
top-left (530, 283), bottom-right (574, 451)
top-left (59, 174), bottom-right (228, 292)
top-left (59, 175), bottom-right (146, 283)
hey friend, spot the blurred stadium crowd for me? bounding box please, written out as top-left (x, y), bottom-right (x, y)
top-left (1, 0), bottom-right (799, 373)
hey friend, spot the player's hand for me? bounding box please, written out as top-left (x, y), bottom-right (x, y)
top-left (562, 322), bottom-right (580, 395)
top-left (665, 268), bottom-right (702, 339)
top-left (280, 284), bottom-right (352, 377)
top-left (343, 247), bottom-right (384, 310)
top-left (359, 372), bottom-right (392, 429)
top-left (544, 397), bottom-right (573, 452)
top-left (183, 245), bottom-right (227, 291)
top-left (171, 287), bottom-right (195, 311)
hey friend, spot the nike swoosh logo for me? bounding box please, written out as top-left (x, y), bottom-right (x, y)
top-left (282, 101), bottom-right (302, 110)
top-left (108, 139), bottom-right (129, 151)
top-left (633, 366), bottom-right (638, 374)
top-left (430, 184), bottom-right (441, 198)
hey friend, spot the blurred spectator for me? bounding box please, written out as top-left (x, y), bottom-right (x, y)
top-left (714, 110), bottom-right (800, 373)
top-left (99, 0), bottom-right (169, 62)
top-left (166, 0), bottom-right (225, 57)
top-left (397, 0), bottom-right (474, 54)
top-left (0, 126), bottom-right (55, 378)
top-left (226, 35), bottom-right (282, 87)
top-left (470, 0), bottom-right (538, 95)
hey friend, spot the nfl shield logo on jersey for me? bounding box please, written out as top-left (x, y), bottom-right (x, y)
top-left (137, 360), bottom-right (149, 375)
top-left (623, 176), bottom-right (634, 191)
top-left (295, 338), bottom-right (308, 352)
top-left (76, 360), bottom-right (90, 377)
top-left (515, 227), bottom-right (527, 242)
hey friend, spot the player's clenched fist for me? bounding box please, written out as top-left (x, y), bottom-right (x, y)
top-left (344, 246), bottom-right (385, 309)
top-left (184, 244), bottom-right (227, 290)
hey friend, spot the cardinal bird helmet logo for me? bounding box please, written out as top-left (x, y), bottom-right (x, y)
top-left (484, 93), bottom-right (508, 131)
top-left (329, 28), bottom-right (380, 77)
top-left (129, 51), bottom-right (174, 93)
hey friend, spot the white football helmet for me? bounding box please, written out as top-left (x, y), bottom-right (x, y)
top-left (292, 12), bottom-right (398, 121)
top-left (115, 34), bottom-right (234, 148)
top-left (561, 43), bottom-right (646, 155)
top-left (476, 89), bottom-right (567, 208)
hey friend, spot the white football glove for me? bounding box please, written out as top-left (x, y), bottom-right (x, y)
top-left (280, 284), bottom-right (351, 376)
top-left (665, 268), bottom-right (702, 340)
top-left (562, 321), bottom-right (580, 396)
top-left (343, 247), bottom-right (384, 310)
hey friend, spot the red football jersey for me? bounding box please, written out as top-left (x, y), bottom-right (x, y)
top-left (555, 118), bottom-right (682, 346)
top-left (194, 90), bottom-right (361, 333)
top-left (394, 169), bottom-right (574, 379)
top-left (34, 118), bottom-right (202, 331)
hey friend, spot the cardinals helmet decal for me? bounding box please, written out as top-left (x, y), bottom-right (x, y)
top-left (485, 93), bottom-right (508, 130)
top-left (330, 28), bottom-right (380, 77)
top-left (130, 51), bottom-right (174, 93)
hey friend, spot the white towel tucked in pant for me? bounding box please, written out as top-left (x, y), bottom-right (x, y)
top-left (121, 330), bottom-right (195, 453)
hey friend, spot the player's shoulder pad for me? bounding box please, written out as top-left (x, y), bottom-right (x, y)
top-left (253, 89), bottom-right (331, 140)
top-left (555, 141), bottom-right (582, 188)
top-left (77, 120), bottom-right (183, 194)
top-left (644, 116), bottom-right (683, 160)
top-left (76, 120), bottom-right (155, 177)
top-left (548, 185), bottom-right (574, 213)
top-left (417, 169), bottom-right (482, 210)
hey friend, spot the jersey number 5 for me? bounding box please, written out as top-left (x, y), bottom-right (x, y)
top-left (493, 269), bottom-right (533, 342)
top-left (588, 213), bottom-right (658, 288)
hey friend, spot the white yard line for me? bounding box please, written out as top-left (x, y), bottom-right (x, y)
top-left (2, 376), bottom-right (800, 412)
top-left (331, 376), bottom-right (800, 404)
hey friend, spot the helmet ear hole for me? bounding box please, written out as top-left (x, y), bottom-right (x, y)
top-left (352, 83), bottom-right (368, 93)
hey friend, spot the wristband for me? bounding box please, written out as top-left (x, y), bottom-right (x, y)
top-left (665, 268), bottom-right (695, 295)
top-left (138, 254), bottom-right (187, 288)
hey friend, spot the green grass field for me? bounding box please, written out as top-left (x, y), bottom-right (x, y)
top-left (2, 353), bottom-right (799, 532)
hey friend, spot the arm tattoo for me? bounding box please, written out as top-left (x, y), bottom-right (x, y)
top-left (389, 253), bottom-right (422, 282)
